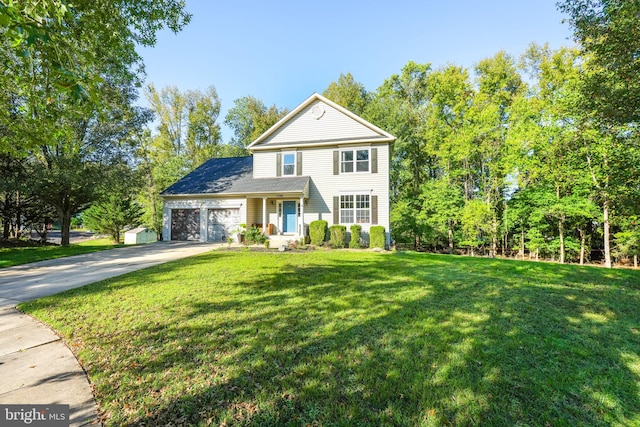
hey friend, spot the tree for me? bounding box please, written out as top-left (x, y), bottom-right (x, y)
top-left (323, 73), bottom-right (370, 115)
top-left (83, 194), bottom-right (143, 243)
top-left (558, 1), bottom-right (640, 267)
top-left (146, 84), bottom-right (223, 167)
top-left (0, 0), bottom-right (191, 103)
top-left (224, 96), bottom-right (289, 149)
top-left (1, 1), bottom-right (190, 246)
top-left (559, 0), bottom-right (640, 125)
top-left (366, 61), bottom-right (434, 248)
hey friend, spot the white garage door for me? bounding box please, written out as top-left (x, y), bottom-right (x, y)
top-left (207, 208), bottom-right (240, 242)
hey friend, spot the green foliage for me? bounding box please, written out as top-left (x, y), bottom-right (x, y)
top-left (370, 225), bottom-right (386, 249)
top-left (309, 220), bottom-right (328, 246)
top-left (322, 73), bottom-right (370, 115)
top-left (224, 96), bottom-right (289, 149)
top-left (0, 1), bottom-right (191, 103)
top-left (145, 84), bottom-right (223, 167)
top-left (559, 0), bottom-right (640, 125)
top-left (460, 199), bottom-right (491, 253)
top-left (82, 194), bottom-right (143, 243)
top-left (349, 224), bottom-right (363, 249)
top-left (245, 226), bottom-right (267, 245)
top-left (329, 225), bottom-right (346, 248)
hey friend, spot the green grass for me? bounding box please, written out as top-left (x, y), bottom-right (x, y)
top-left (19, 251), bottom-right (640, 426)
top-left (0, 238), bottom-right (121, 268)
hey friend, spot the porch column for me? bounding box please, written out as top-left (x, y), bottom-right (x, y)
top-left (299, 196), bottom-right (304, 236)
top-left (262, 197), bottom-right (267, 235)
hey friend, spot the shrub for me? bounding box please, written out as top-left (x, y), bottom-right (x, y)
top-left (245, 226), bottom-right (267, 245)
top-left (329, 225), bottom-right (347, 248)
top-left (310, 220), bottom-right (328, 246)
top-left (349, 224), bottom-right (363, 249)
top-left (370, 226), bottom-right (386, 249)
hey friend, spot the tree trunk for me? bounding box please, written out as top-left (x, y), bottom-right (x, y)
top-left (559, 218), bottom-right (565, 264)
top-left (603, 198), bottom-right (612, 268)
top-left (59, 208), bottom-right (72, 246)
top-left (634, 254), bottom-right (638, 269)
top-left (535, 248), bottom-right (539, 262)
top-left (15, 190), bottom-right (22, 239)
top-left (521, 229), bottom-right (525, 260)
top-left (579, 228), bottom-right (586, 265)
top-left (448, 226), bottom-right (454, 254)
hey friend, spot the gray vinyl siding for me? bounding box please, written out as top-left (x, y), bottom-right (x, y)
top-left (254, 151), bottom-right (279, 178)
top-left (259, 101), bottom-right (381, 147)
top-left (298, 144), bottom-right (391, 234)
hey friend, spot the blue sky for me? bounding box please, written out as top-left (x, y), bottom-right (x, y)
top-left (138, 0), bottom-right (575, 142)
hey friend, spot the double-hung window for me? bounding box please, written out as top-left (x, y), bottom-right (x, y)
top-left (282, 153), bottom-right (295, 176)
top-left (340, 194), bottom-right (370, 224)
top-left (340, 149), bottom-right (369, 173)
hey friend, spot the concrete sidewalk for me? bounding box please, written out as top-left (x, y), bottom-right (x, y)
top-left (0, 242), bottom-right (219, 426)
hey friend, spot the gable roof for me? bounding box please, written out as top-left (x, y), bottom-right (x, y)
top-left (160, 156), bottom-right (309, 197)
top-left (247, 93), bottom-right (395, 151)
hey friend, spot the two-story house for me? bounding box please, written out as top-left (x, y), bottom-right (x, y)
top-left (160, 93), bottom-right (395, 246)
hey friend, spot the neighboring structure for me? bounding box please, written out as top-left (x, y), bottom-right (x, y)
top-left (160, 93), bottom-right (395, 245)
top-left (124, 227), bottom-right (158, 245)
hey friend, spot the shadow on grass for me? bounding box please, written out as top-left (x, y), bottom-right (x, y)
top-left (22, 251), bottom-right (640, 426)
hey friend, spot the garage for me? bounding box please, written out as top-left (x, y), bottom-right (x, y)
top-left (171, 209), bottom-right (200, 241)
top-left (207, 208), bottom-right (240, 242)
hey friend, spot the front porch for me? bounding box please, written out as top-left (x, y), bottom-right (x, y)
top-left (245, 196), bottom-right (308, 239)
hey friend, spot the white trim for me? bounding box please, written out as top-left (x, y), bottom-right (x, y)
top-left (278, 199), bottom-right (300, 235)
top-left (340, 147), bottom-right (370, 174)
top-left (282, 151), bottom-right (296, 176)
top-left (249, 137), bottom-right (393, 151)
top-left (339, 193), bottom-right (371, 225)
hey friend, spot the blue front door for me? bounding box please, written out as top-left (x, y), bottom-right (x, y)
top-left (283, 201), bottom-right (296, 233)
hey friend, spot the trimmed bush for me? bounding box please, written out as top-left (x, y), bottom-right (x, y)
top-left (329, 225), bottom-right (347, 248)
top-left (310, 220), bottom-right (328, 246)
top-left (349, 224), bottom-right (363, 249)
top-left (370, 225), bottom-right (386, 249)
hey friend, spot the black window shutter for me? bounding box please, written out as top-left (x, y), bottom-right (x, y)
top-left (276, 153), bottom-right (282, 177)
top-left (371, 148), bottom-right (378, 174)
top-left (333, 196), bottom-right (339, 224)
top-left (333, 150), bottom-right (339, 175)
top-left (371, 195), bottom-right (378, 224)
top-left (297, 151), bottom-right (302, 176)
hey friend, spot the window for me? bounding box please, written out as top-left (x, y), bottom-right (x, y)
top-left (340, 194), bottom-right (370, 224)
top-left (341, 149), bottom-right (369, 173)
top-left (283, 153), bottom-right (295, 175)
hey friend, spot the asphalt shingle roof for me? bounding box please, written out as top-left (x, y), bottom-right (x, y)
top-left (161, 156), bottom-right (309, 196)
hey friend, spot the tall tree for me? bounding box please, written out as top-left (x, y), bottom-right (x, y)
top-left (559, 0), bottom-right (640, 125)
top-left (471, 51), bottom-right (524, 257)
top-left (323, 73), bottom-right (370, 115)
top-left (366, 61), bottom-right (434, 248)
top-left (224, 96), bottom-right (289, 149)
top-left (146, 84), bottom-right (223, 167)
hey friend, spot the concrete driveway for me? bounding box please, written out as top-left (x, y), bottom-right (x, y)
top-left (0, 241), bottom-right (219, 426)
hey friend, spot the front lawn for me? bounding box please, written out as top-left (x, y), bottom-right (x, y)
top-left (20, 251), bottom-right (640, 426)
top-left (0, 238), bottom-right (121, 268)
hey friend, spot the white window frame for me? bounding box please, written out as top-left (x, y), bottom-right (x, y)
top-left (282, 152), bottom-right (296, 176)
top-left (340, 193), bottom-right (370, 224)
top-left (340, 148), bottom-right (369, 173)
